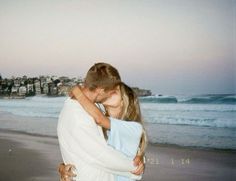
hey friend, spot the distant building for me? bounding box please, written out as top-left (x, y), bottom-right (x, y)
top-left (58, 82), bottom-right (74, 96)
top-left (19, 86), bottom-right (27, 96)
top-left (0, 79), bottom-right (8, 95)
top-left (0, 75), bottom-right (152, 98)
top-left (27, 84), bottom-right (34, 96)
top-left (0, 74), bottom-right (2, 95)
top-left (34, 80), bottom-right (41, 95)
top-left (48, 82), bottom-right (58, 96)
top-left (46, 76), bottom-right (52, 83)
top-left (39, 76), bottom-right (47, 85)
top-left (42, 83), bottom-right (49, 94)
top-left (11, 86), bottom-right (18, 96)
top-left (13, 78), bottom-right (21, 87)
top-left (58, 84), bottom-right (69, 96)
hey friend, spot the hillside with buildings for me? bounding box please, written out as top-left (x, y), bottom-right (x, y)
top-left (0, 74), bottom-right (152, 98)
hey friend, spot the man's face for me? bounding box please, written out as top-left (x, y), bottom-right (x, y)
top-left (95, 86), bottom-right (122, 107)
top-left (94, 88), bottom-right (115, 103)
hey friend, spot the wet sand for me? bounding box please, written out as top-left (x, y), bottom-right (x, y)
top-left (0, 130), bottom-right (235, 181)
top-left (0, 130), bottom-right (62, 181)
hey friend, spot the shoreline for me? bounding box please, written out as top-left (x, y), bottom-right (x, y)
top-left (0, 110), bottom-right (235, 151)
top-left (0, 129), bottom-right (235, 181)
top-left (1, 128), bottom-right (235, 153)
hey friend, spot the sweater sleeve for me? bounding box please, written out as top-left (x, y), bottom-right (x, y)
top-left (58, 99), bottom-right (141, 179)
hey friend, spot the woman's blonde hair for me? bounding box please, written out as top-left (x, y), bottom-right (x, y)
top-left (117, 83), bottom-right (148, 156)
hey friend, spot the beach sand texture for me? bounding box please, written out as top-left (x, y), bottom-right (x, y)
top-left (0, 130), bottom-right (235, 181)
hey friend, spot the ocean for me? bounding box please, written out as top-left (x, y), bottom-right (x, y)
top-left (0, 94), bottom-right (235, 150)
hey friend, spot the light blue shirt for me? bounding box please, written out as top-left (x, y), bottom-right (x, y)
top-left (107, 117), bottom-right (143, 181)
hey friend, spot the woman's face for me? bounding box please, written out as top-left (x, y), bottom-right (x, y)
top-left (102, 87), bottom-right (123, 118)
top-left (102, 89), bottom-right (122, 108)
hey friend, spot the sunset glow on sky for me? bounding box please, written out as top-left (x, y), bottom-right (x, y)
top-left (0, 0), bottom-right (235, 94)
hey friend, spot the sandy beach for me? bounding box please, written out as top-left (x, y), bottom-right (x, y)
top-left (0, 130), bottom-right (62, 181)
top-left (0, 129), bottom-right (235, 181)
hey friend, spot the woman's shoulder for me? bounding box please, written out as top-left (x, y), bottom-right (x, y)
top-left (109, 117), bottom-right (143, 135)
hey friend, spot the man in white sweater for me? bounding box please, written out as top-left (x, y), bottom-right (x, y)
top-left (57, 63), bottom-right (144, 181)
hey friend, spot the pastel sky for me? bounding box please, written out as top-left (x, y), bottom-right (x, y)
top-left (0, 0), bottom-right (235, 95)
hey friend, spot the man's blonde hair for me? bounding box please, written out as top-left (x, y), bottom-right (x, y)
top-left (84, 63), bottom-right (121, 91)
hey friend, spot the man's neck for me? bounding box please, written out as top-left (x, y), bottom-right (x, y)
top-left (81, 87), bottom-right (97, 103)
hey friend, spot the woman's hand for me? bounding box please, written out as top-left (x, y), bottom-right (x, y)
top-left (58, 163), bottom-right (76, 181)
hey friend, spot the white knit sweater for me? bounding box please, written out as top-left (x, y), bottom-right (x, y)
top-left (57, 98), bottom-right (141, 181)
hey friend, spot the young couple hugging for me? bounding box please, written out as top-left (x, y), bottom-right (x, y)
top-left (57, 62), bottom-right (147, 181)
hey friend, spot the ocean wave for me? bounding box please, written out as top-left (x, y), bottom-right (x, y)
top-left (1, 95), bottom-right (235, 128)
top-left (144, 117), bottom-right (236, 128)
top-left (139, 94), bottom-right (236, 104)
top-left (0, 96), bottom-right (66, 118)
top-left (139, 96), bottom-right (177, 103)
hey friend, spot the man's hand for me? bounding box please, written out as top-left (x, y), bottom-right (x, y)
top-left (58, 163), bottom-right (76, 181)
top-left (131, 155), bottom-right (145, 175)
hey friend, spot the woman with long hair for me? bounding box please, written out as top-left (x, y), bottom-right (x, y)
top-left (59, 82), bottom-right (147, 181)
